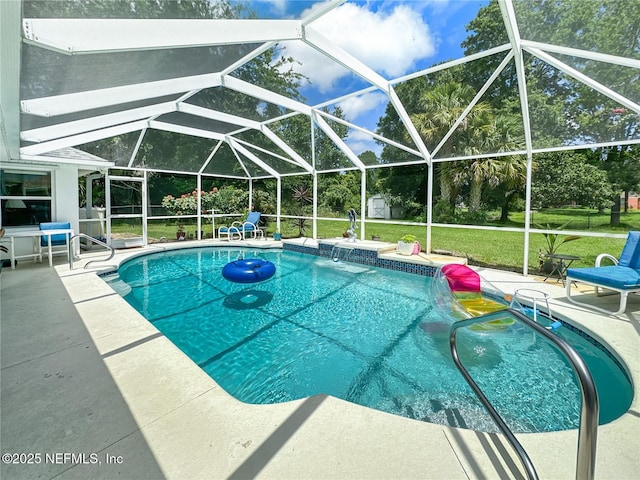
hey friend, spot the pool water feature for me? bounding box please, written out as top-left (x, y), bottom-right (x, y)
top-left (106, 247), bottom-right (633, 433)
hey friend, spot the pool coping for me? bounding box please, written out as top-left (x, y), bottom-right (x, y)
top-left (2, 239), bottom-right (638, 479)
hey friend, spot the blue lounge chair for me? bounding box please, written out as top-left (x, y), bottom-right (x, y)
top-left (218, 212), bottom-right (263, 240)
top-left (565, 231), bottom-right (640, 315)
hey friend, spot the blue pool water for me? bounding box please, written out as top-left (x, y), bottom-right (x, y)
top-left (107, 247), bottom-right (633, 433)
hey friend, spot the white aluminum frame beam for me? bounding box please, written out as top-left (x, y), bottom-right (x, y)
top-left (228, 137), bottom-right (280, 179)
top-left (23, 18), bottom-right (303, 54)
top-left (432, 51), bottom-right (516, 158)
top-left (20, 120), bottom-right (149, 155)
top-left (303, 25), bottom-right (389, 93)
top-left (387, 86), bottom-right (432, 164)
top-left (520, 40), bottom-right (640, 69)
top-left (526, 47), bottom-right (640, 114)
top-left (177, 103), bottom-right (262, 130)
top-left (313, 112), bottom-right (365, 171)
top-left (261, 126), bottom-right (314, 174)
top-left (301, 0), bottom-right (345, 26)
top-left (315, 109), bottom-right (423, 158)
top-left (148, 121), bottom-right (226, 141)
top-left (20, 153), bottom-right (114, 169)
top-left (499, 0), bottom-right (534, 277)
top-left (222, 75), bottom-right (312, 115)
top-left (199, 140), bottom-right (224, 175)
top-left (21, 73), bottom-right (222, 117)
top-left (21, 102), bottom-right (176, 142)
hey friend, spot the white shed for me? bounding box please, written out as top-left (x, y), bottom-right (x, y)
top-left (367, 195), bottom-right (391, 219)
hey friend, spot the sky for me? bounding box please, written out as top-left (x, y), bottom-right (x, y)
top-left (233, 0), bottom-right (490, 155)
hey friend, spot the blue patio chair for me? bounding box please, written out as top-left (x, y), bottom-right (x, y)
top-left (565, 231), bottom-right (640, 315)
top-left (218, 212), bottom-right (263, 241)
top-left (39, 222), bottom-right (72, 262)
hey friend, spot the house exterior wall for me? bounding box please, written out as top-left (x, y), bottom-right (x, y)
top-left (2, 165), bottom-right (80, 259)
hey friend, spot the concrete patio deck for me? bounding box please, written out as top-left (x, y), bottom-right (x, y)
top-left (1, 240), bottom-right (638, 479)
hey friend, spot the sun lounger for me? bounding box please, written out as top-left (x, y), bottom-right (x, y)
top-left (565, 231), bottom-right (640, 315)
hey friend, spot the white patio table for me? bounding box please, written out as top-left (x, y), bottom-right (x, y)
top-left (8, 228), bottom-right (74, 269)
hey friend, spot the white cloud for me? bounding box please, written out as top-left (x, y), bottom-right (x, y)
top-left (268, 0), bottom-right (288, 16)
top-left (276, 3), bottom-right (436, 93)
top-left (337, 92), bottom-right (388, 122)
top-left (277, 41), bottom-right (351, 93)
top-left (312, 3), bottom-right (436, 77)
top-left (346, 130), bottom-right (381, 156)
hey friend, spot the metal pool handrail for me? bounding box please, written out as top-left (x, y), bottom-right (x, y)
top-left (449, 308), bottom-right (599, 480)
top-left (68, 233), bottom-right (115, 270)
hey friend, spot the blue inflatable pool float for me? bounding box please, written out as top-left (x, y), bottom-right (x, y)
top-left (222, 258), bottom-right (276, 284)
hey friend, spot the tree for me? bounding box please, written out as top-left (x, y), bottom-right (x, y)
top-left (590, 145), bottom-right (640, 225)
top-left (531, 152), bottom-right (614, 210)
top-left (462, 0), bottom-right (639, 149)
top-left (410, 79), bottom-right (525, 217)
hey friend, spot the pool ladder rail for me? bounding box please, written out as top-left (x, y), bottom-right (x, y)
top-left (68, 233), bottom-right (116, 270)
top-left (449, 308), bottom-right (599, 480)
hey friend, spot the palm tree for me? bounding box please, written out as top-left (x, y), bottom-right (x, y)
top-left (411, 81), bottom-right (526, 216)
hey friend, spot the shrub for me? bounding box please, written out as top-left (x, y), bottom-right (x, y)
top-left (161, 186), bottom-right (274, 215)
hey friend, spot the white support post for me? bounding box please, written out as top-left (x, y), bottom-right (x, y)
top-left (142, 170), bottom-right (148, 245)
top-left (311, 118), bottom-right (317, 239)
top-left (197, 174), bottom-right (202, 240)
top-left (426, 162), bottom-right (433, 253)
top-left (105, 171), bottom-right (111, 246)
top-left (276, 177), bottom-right (282, 234)
top-left (360, 171), bottom-right (366, 240)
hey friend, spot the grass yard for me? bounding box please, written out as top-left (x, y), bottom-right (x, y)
top-left (111, 209), bottom-right (636, 273)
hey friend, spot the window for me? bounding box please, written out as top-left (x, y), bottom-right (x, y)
top-left (0, 170), bottom-right (52, 227)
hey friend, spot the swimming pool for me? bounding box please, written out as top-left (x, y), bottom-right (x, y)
top-left (106, 247), bottom-right (633, 433)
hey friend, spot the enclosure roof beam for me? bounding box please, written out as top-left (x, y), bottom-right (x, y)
top-left (228, 137), bottom-right (280, 179)
top-left (20, 120), bottom-right (149, 156)
top-left (387, 86), bottom-right (432, 164)
top-left (527, 47), bottom-right (640, 114)
top-left (21, 102), bottom-right (176, 142)
top-left (148, 121), bottom-right (227, 141)
top-left (303, 25), bottom-right (389, 93)
top-left (222, 75), bottom-right (312, 115)
top-left (177, 103), bottom-right (262, 130)
top-left (22, 18), bottom-right (303, 54)
top-left (313, 112), bottom-right (365, 171)
top-left (260, 127), bottom-right (314, 174)
top-left (21, 74), bottom-right (222, 117)
top-left (432, 51), bottom-right (515, 158)
top-left (300, 0), bottom-right (345, 26)
top-left (520, 40), bottom-right (640, 69)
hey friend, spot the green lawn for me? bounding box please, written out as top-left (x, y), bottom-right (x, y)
top-left (111, 209), bottom-right (636, 273)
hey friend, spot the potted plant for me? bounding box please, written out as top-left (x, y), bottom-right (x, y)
top-left (176, 224), bottom-right (186, 240)
top-left (537, 222), bottom-right (580, 273)
top-left (397, 234), bottom-right (418, 256)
